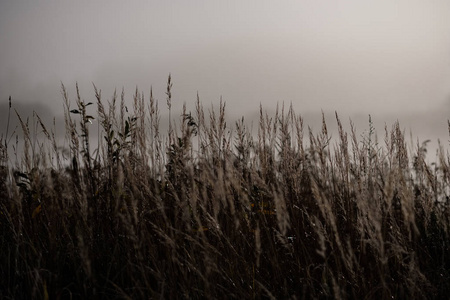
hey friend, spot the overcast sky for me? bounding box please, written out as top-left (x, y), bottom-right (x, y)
top-left (1, 0), bottom-right (450, 153)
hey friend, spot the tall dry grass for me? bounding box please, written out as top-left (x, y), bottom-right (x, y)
top-left (0, 78), bottom-right (449, 299)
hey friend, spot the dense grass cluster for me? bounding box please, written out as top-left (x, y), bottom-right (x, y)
top-left (1, 78), bottom-right (449, 299)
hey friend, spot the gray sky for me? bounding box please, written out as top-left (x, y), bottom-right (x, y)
top-left (1, 0), bottom-right (450, 155)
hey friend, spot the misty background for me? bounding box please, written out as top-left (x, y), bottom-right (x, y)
top-left (1, 0), bottom-right (450, 161)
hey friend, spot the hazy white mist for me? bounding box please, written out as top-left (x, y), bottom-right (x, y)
top-left (1, 0), bottom-right (450, 157)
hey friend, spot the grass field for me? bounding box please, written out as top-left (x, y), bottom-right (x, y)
top-left (1, 78), bottom-right (449, 299)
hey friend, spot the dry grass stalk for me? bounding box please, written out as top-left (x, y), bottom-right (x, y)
top-left (1, 80), bottom-right (449, 299)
